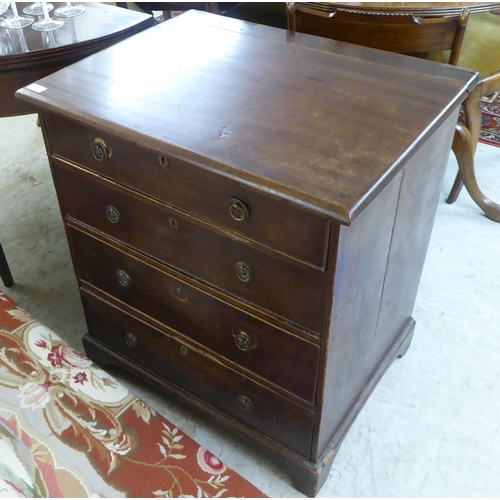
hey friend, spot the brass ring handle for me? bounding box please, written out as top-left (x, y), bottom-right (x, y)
top-left (172, 283), bottom-right (188, 301)
top-left (106, 205), bottom-right (121, 224)
top-left (233, 330), bottom-right (257, 351)
top-left (238, 395), bottom-right (254, 411)
top-left (92, 138), bottom-right (111, 162)
top-left (125, 332), bottom-right (137, 347)
top-left (229, 197), bottom-right (250, 221)
top-left (117, 269), bottom-right (131, 287)
top-left (235, 262), bottom-right (253, 282)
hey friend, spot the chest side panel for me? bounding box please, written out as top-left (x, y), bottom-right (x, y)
top-left (315, 171), bottom-right (402, 459)
top-left (315, 111), bottom-right (459, 460)
top-left (373, 111), bottom-right (459, 363)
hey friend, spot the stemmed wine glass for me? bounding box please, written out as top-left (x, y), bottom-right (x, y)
top-left (32, 1), bottom-right (64, 31)
top-left (0, 2), bottom-right (34, 29)
top-left (23, 2), bottom-right (54, 15)
top-left (54, 1), bottom-right (85, 18)
top-left (0, 2), bottom-right (9, 16)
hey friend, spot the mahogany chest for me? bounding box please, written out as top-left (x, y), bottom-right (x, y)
top-left (17, 11), bottom-right (478, 496)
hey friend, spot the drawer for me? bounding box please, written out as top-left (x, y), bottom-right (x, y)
top-left (81, 290), bottom-right (315, 459)
top-left (68, 225), bottom-right (321, 403)
top-left (45, 112), bottom-right (329, 269)
top-left (54, 162), bottom-right (326, 333)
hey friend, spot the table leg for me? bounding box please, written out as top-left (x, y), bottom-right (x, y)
top-left (0, 243), bottom-right (14, 288)
top-left (447, 83), bottom-right (483, 204)
top-left (452, 123), bottom-right (500, 222)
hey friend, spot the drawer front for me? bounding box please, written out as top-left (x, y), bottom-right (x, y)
top-left (45, 113), bottom-right (329, 269)
top-left (68, 225), bottom-right (321, 403)
top-left (54, 162), bottom-right (326, 333)
top-left (81, 290), bottom-right (315, 458)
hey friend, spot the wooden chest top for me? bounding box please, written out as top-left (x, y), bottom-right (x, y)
top-left (17, 10), bottom-right (477, 223)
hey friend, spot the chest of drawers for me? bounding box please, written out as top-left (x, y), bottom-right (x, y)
top-left (17, 11), bottom-right (478, 497)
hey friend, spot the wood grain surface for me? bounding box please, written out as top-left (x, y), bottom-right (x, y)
top-left (17, 10), bottom-right (476, 223)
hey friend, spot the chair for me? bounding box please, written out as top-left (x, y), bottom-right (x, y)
top-left (445, 72), bottom-right (500, 222)
top-left (287, 3), bottom-right (468, 63)
top-left (224, 2), bottom-right (288, 29)
top-left (287, 3), bottom-right (500, 222)
top-left (446, 11), bottom-right (500, 206)
top-left (287, 3), bottom-right (468, 58)
top-left (0, 243), bottom-right (14, 287)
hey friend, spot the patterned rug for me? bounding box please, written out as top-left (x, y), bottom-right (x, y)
top-left (0, 290), bottom-right (266, 498)
top-left (480, 91), bottom-right (500, 147)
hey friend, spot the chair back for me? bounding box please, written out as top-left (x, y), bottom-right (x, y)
top-left (287, 3), bottom-right (470, 65)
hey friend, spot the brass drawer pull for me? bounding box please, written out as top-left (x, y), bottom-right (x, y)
top-left (229, 197), bottom-right (250, 221)
top-left (172, 283), bottom-right (188, 301)
top-left (117, 269), bottom-right (131, 287)
top-left (238, 395), bottom-right (254, 411)
top-left (125, 332), bottom-right (137, 347)
top-left (233, 330), bottom-right (257, 351)
top-left (106, 205), bottom-right (121, 224)
top-left (92, 138), bottom-right (111, 162)
top-left (235, 262), bottom-right (253, 282)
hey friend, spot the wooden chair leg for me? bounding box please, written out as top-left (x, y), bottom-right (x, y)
top-left (446, 171), bottom-right (464, 204)
top-left (0, 244), bottom-right (14, 288)
top-left (205, 2), bottom-right (220, 14)
top-left (452, 123), bottom-right (500, 222)
top-left (447, 84), bottom-right (483, 204)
